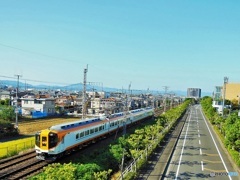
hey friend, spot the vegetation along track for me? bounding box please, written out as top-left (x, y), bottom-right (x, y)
top-left (137, 108), bottom-right (189, 179)
top-left (0, 150), bottom-right (49, 180)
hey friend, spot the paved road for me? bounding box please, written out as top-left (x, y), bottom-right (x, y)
top-left (165, 105), bottom-right (238, 180)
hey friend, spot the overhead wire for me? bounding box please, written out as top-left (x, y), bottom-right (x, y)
top-left (0, 75), bottom-right (76, 86)
top-left (0, 42), bottom-right (142, 91)
top-left (0, 42), bottom-right (85, 65)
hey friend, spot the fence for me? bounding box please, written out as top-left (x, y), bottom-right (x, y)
top-left (0, 139), bottom-right (35, 158)
top-left (116, 108), bottom-right (189, 180)
top-left (32, 111), bottom-right (48, 119)
top-left (116, 122), bottom-right (173, 180)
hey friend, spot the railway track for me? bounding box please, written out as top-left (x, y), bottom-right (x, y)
top-left (0, 108), bottom-right (164, 179)
top-left (0, 150), bottom-right (49, 180)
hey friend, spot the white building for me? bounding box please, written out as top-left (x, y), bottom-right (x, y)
top-left (0, 90), bottom-right (10, 100)
top-left (21, 97), bottom-right (55, 115)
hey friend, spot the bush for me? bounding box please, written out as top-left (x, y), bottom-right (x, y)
top-left (0, 106), bottom-right (15, 121)
top-left (0, 119), bottom-right (19, 139)
top-left (228, 149), bottom-right (240, 167)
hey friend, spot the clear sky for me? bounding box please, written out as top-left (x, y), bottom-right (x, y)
top-left (0, 1), bottom-right (239, 93)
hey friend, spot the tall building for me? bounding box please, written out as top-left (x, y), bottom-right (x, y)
top-left (187, 88), bottom-right (201, 98)
top-left (213, 86), bottom-right (222, 101)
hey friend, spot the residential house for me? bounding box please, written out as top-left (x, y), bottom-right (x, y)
top-left (100, 97), bottom-right (124, 115)
top-left (0, 90), bottom-right (10, 100)
top-left (21, 97), bottom-right (55, 116)
top-left (55, 95), bottom-right (76, 113)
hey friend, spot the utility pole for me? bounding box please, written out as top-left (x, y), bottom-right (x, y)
top-left (14, 74), bottom-right (22, 129)
top-left (128, 82), bottom-right (131, 110)
top-left (163, 86), bottom-right (169, 112)
top-left (152, 94), bottom-right (155, 109)
top-left (82, 65), bottom-right (88, 120)
top-left (120, 82), bottom-right (132, 180)
top-left (120, 99), bottom-right (127, 180)
top-left (222, 77), bottom-right (228, 116)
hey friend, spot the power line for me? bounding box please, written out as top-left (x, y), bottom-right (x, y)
top-left (0, 42), bottom-right (84, 65)
top-left (0, 43), bottom-right (145, 89)
top-left (0, 74), bottom-right (75, 86)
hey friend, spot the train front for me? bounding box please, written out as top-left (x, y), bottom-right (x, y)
top-left (35, 129), bottom-right (59, 161)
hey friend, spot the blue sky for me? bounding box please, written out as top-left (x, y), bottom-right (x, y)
top-left (0, 1), bottom-right (239, 93)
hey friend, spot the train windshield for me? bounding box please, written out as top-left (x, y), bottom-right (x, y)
top-left (35, 132), bottom-right (40, 147)
top-left (49, 132), bottom-right (58, 148)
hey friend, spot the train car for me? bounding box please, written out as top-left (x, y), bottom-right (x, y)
top-left (35, 107), bottom-right (154, 161)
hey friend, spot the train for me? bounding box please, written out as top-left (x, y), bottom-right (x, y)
top-left (35, 107), bottom-right (154, 161)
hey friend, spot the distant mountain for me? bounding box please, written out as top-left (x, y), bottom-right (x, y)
top-left (0, 80), bottom-right (31, 88)
top-left (1, 79), bottom-right (212, 97)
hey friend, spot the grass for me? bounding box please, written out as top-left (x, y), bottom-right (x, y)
top-left (0, 136), bottom-right (35, 159)
top-left (0, 117), bottom-right (81, 159)
top-left (18, 117), bottom-right (80, 134)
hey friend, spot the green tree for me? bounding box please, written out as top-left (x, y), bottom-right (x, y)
top-left (94, 169), bottom-right (112, 180)
top-left (109, 144), bottom-right (124, 163)
top-left (31, 163), bottom-right (103, 180)
top-left (0, 100), bottom-right (5, 105)
top-left (75, 163), bottom-right (101, 179)
top-left (224, 113), bottom-right (240, 151)
top-left (0, 106), bottom-right (15, 121)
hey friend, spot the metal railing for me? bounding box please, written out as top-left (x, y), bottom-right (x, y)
top-left (117, 122), bottom-right (173, 180)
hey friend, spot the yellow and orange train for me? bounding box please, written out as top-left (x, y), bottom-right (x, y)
top-left (35, 107), bottom-right (154, 161)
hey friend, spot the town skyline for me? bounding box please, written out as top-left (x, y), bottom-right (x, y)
top-left (1, 1), bottom-right (239, 93)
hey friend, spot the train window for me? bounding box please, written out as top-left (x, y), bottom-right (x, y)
top-left (61, 126), bottom-right (65, 129)
top-left (71, 124), bottom-right (74, 127)
top-left (76, 133), bottom-right (79, 139)
top-left (85, 130), bottom-right (89, 136)
top-left (90, 129), bottom-right (94, 134)
top-left (35, 133), bottom-right (40, 147)
top-left (102, 125), bottom-right (105, 129)
top-left (110, 122), bottom-right (114, 127)
top-left (80, 132), bottom-right (84, 138)
top-left (49, 133), bottom-right (58, 148)
top-left (115, 121), bottom-right (118, 126)
top-left (95, 127), bottom-right (99, 132)
top-left (99, 126), bottom-right (102, 131)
